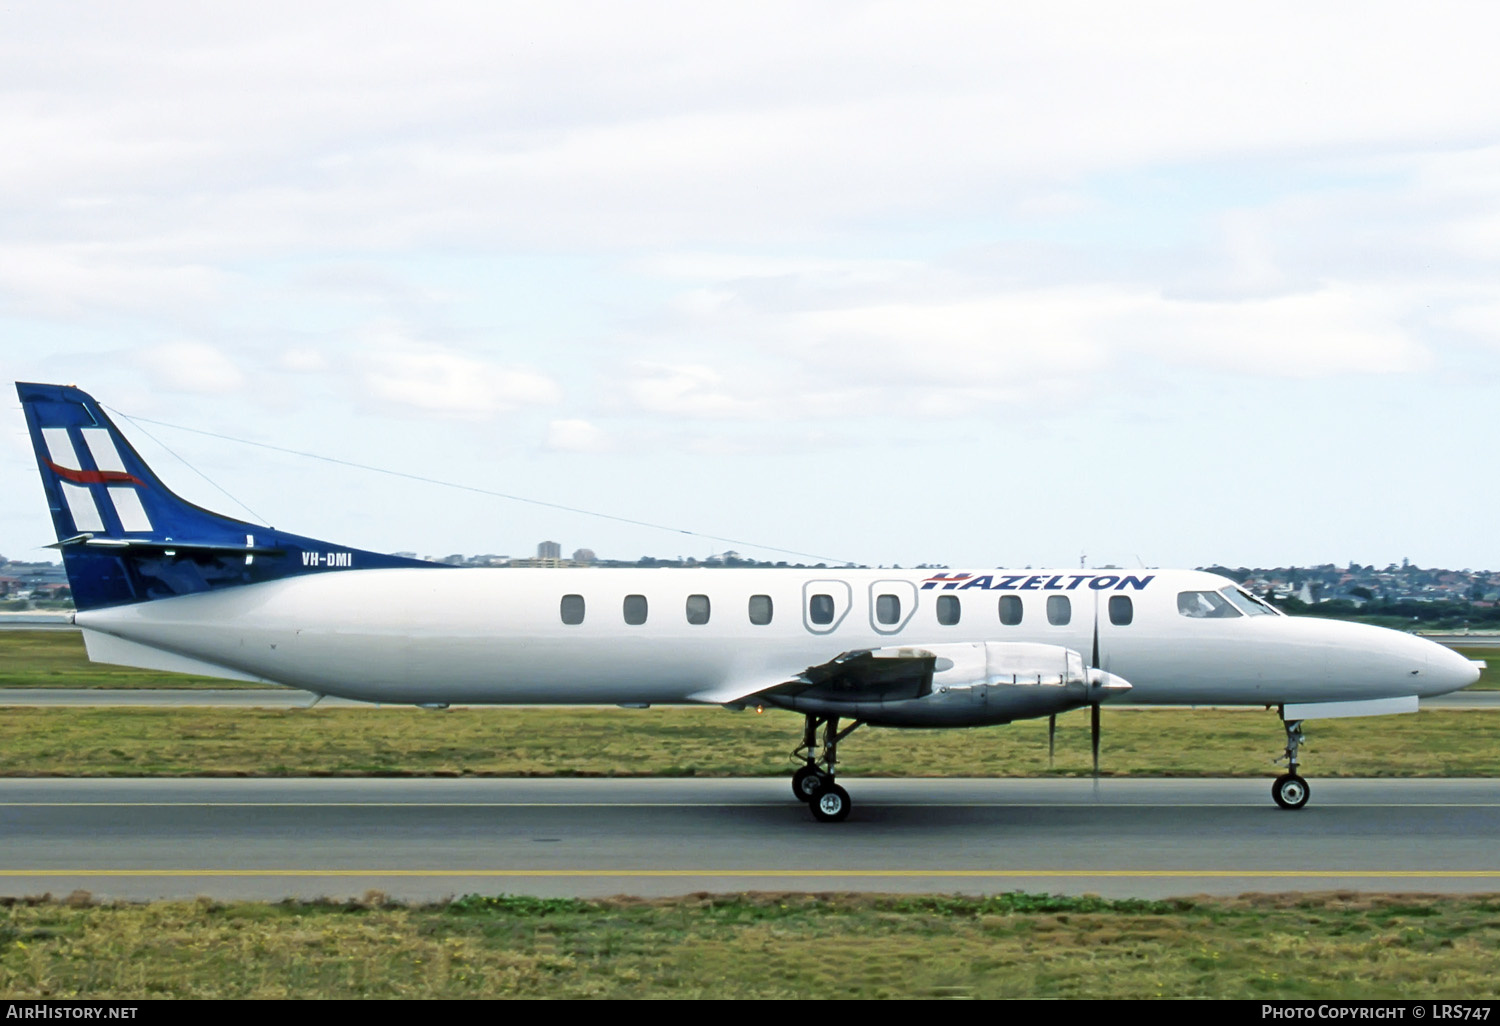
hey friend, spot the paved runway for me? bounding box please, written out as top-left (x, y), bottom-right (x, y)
top-left (1, 778), bottom-right (1496, 902)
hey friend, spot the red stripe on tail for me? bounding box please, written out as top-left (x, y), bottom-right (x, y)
top-left (46, 461), bottom-right (146, 487)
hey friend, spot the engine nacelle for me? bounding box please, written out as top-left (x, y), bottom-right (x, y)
top-left (766, 641), bottom-right (1131, 727)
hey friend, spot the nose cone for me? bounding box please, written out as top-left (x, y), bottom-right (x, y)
top-left (1425, 641), bottom-right (1482, 696)
top-left (1320, 621), bottom-right (1481, 700)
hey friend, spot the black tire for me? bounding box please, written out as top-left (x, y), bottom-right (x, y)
top-left (1272, 773), bottom-right (1310, 810)
top-left (791, 765), bottom-right (828, 802)
top-left (810, 783), bottom-right (851, 823)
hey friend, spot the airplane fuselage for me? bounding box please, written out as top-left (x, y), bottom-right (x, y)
top-left (75, 566), bottom-right (1477, 709)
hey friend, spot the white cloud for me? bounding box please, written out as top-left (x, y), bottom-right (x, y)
top-left (545, 419), bottom-right (613, 453)
top-left (611, 273), bottom-right (1429, 426)
top-left (278, 348), bottom-right (330, 373)
top-left (360, 340), bottom-right (562, 418)
top-left (1443, 300), bottom-right (1500, 345)
top-left (0, 245), bottom-right (227, 318)
top-left (5, 4), bottom-right (1500, 257)
top-left (631, 252), bottom-right (926, 284)
top-left (133, 341), bottom-right (246, 394)
top-left (792, 293), bottom-right (1110, 386)
top-left (1126, 287), bottom-right (1429, 377)
top-left (1412, 144), bottom-right (1500, 201)
top-left (625, 364), bottom-right (769, 419)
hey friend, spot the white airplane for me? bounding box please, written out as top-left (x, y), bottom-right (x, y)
top-left (17, 382), bottom-right (1481, 822)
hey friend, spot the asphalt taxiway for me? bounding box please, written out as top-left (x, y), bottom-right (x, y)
top-left (1, 778), bottom-right (1496, 902)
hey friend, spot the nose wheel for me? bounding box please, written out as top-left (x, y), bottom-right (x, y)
top-left (1271, 712), bottom-right (1311, 810)
top-left (1272, 772), bottom-right (1310, 810)
top-left (790, 714), bottom-right (862, 822)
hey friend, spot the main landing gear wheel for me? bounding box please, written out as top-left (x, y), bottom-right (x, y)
top-left (810, 784), bottom-right (851, 823)
top-left (790, 713), bottom-right (863, 822)
top-left (791, 764), bottom-right (829, 802)
top-left (1272, 773), bottom-right (1310, 810)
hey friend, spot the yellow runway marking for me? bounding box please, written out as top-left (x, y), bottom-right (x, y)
top-left (0, 869), bottom-right (1498, 879)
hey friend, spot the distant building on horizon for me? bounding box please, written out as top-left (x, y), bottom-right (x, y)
top-left (537, 540), bottom-right (561, 560)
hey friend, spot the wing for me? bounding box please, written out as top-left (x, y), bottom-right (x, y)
top-left (690, 641), bottom-right (1130, 727)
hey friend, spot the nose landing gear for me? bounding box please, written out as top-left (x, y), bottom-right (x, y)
top-left (791, 713), bottom-right (862, 822)
top-left (1272, 712), bottom-right (1310, 810)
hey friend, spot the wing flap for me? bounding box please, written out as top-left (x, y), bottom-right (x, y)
top-left (687, 647), bottom-right (936, 706)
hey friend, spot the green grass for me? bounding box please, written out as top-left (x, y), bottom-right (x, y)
top-left (0, 705), bottom-right (1494, 777)
top-left (4, 891), bottom-right (1499, 998)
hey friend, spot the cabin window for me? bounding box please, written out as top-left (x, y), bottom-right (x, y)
top-left (1047, 595), bottom-right (1071, 625)
top-left (936, 594), bottom-right (960, 625)
top-left (686, 594), bottom-right (711, 625)
top-left (809, 593), bottom-right (835, 625)
top-left (623, 594), bottom-right (648, 625)
top-left (876, 593), bottom-right (901, 625)
top-left (560, 594), bottom-right (585, 625)
top-left (999, 594), bottom-right (1023, 625)
top-left (749, 594), bottom-right (773, 625)
top-left (1109, 595), bottom-right (1133, 626)
top-left (1177, 591), bottom-right (1241, 619)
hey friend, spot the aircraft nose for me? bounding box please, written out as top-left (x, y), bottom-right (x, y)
top-left (1424, 641), bottom-right (1481, 695)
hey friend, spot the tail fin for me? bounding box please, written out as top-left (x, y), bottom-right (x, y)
top-left (17, 382), bottom-right (441, 610)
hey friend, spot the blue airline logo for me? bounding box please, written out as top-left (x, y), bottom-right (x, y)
top-left (920, 573), bottom-right (1155, 592)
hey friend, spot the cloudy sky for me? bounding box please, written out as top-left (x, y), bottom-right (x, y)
top-left (4, 2), bottom-right (1499, 570)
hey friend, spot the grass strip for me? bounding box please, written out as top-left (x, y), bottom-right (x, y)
top-left (3, 891), bottom-right (1499, 999)
top-left (0, 706), bottom-right (1495, 777)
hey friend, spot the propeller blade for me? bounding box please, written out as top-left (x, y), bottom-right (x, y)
top-left (1048, 714), bottom-right (1056, 768)
top-left (1091, 701), bottom-right (1101, 776)
top-left (1091, 591), bottom-right (1102, 795)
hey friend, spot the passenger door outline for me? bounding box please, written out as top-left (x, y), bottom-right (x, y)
top-left (801, 580), bottom-right (852, 635)
top-left (868, 579), bottom-right (918, 635)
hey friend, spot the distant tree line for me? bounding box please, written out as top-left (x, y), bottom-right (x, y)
top-left (1273, 596), bottom-right (1500, 630)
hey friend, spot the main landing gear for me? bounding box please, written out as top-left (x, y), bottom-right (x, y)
top-left (792, 714), bottom-right (863, 822)
top-left (1272, 711), bottom-right (1310, 810)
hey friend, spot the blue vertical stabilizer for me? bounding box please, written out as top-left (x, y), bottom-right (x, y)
top-left (17, 382), bottom-right (444, 610)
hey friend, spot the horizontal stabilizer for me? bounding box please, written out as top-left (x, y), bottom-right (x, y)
top-left (81, 629), bottom-right (275, 684)
top-left (49, 534), bottom-right (284, 556)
